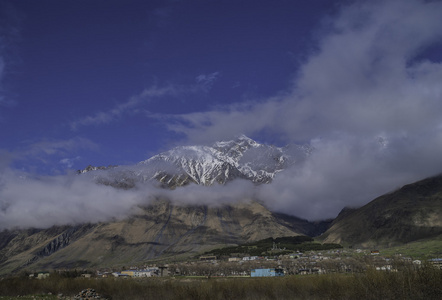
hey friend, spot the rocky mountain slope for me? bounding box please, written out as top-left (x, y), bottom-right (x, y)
top-left (320, 174), bottom-right (442, 248)
top-left (0, 200), bottom-right (326, 275)
top-left (0, 136), bottom-right (321, 275)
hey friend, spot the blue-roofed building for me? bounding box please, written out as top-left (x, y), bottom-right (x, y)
top-left (251, 268), bottom-right (284, 277)
top-left (429, 258), bottom-right (442, 269)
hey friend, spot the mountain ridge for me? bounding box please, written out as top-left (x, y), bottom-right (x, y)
top-left (0, 200), bottom-right (326, 275)
top-left (320, 174), bottom-right (442, 247)
top-left (79, 135), bottom-right (310, 188)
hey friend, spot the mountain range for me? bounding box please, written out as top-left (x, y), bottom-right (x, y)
top-left (0, 135), bottom-right (441, 275)
top-left (79, 135), bottom-right (311, 188)
top-left (0, 200), bottom-right (330, 274)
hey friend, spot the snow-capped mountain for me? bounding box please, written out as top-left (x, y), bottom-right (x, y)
top-left (80, 135), bottom-right (310, 188)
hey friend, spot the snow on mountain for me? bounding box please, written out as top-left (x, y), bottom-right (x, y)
top-left (80, 135), bottom-right (310, 188)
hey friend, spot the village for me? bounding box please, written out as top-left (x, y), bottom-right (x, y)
top-left (29, 249), bottom-right (442, 280)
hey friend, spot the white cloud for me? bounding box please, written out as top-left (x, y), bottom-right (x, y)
top-left (70, 77), bottom-right (221, 131)
top-left (0, 169), bottom-right (147, 229)
top-left (167, 0), bottom-right (442, 143)
top-left (159, 0), bottom-right (442, 219)
top-left (164, 98), bottom-right (283, 144)
top-left (22, 137), bottom-right (98, 158)
top-left (0, 166), bottom-right (255, 230)
top-left (60, 156), bottom-right (81, 169)
top-left (5, 137), bottom-right (98, 174)
top-left (258, 131), bottom-right (442, 220)
top-left (70, 85), bottom-right (181, 130)
top-left (195, 71), bottom-right (220, 91)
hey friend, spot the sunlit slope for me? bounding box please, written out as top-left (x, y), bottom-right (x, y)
top-left (0, 200), bottom-right (320, 274)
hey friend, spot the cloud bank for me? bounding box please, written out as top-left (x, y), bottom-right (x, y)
top-left (0, 166), bottom-right (257, 230)
top-left (164, 0), bottom-right (442, 219)
top-left (169, 0), bottom-right (442, 142)
top-left (0, 168), bottom-right (146, 229)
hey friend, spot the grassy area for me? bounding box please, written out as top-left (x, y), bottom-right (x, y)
top-left (0, 296), bottom-right (57, 300)
top-left (203, 235), bottom-right (342, 257)
top-left (380, 236), bottom-right (442, 259)
top-left (0, 265), bottom-right (441, 300)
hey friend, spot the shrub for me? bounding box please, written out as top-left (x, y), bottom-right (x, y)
top-left (0, 265), bottom-right (440, 300)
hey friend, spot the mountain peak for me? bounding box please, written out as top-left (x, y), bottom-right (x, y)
top-left (212, 134), bottom-right (257, 148)
top-left (81, 136), bottom-right (308, 188)
top-left (236, 134), bottom-right (256, 143)
top-left (143, 135), bottom-right (280, 186)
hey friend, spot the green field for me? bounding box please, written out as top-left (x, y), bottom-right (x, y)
top-left (203, 235), bottom-right (342, 257)
top-left (380, 236), bottom-right (442, 259)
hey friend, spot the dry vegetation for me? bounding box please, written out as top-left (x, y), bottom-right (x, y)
top-left (0, 264), bottom-right (441, 300)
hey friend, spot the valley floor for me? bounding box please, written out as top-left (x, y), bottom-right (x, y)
top-left (1, 265), bottom-right (441, 300)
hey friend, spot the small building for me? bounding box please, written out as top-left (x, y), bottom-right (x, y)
top-left (37, 272), bottom-right (50, 279)
top-left (243, 256), bottom-right (259, 261)
top-left (297, 269), bottom-right (309, 275)
top-left (429, 258), bottom-right (442, 269)
top-left (119, 268), bottom-right (160, 277)
top-left (251, 268), bottom-right (284, 277)
top-left (112, 272), bottom-right (129, 278)
top-left (370, 250), bottom-right (380, 255)
top-left (200, 255), bottom-right (217, 261)
top-left (228, 257), bottom-right (241, 262)
top-left (96, 271), bottom-right (110, 278)
top-left (134, 268), bottom-right (159, 277)
top-left (121, 270), bottom-right (136, 277)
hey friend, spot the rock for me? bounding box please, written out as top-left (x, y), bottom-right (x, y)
top-left (72, 288), bottom-right (109, 299)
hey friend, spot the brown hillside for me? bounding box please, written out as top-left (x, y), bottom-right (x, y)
top-left (321, 174), bottom-right (442, 248)
top-left (0, 200), bottom-right (318, 275)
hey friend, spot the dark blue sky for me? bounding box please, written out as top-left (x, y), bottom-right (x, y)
top-left (1, 0), bottom-right (339, 173)
top-left (2, 0), bottom-right (442, 224)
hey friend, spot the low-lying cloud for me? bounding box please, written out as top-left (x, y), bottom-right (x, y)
top-left (259, 132), bottom-right (442, 220)
top-left (0, 166), bottom-right (257, 230)
top-left (0, 168), bottom-right (142, 229)
top-left (163, 0), bottom-right (442, 218)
